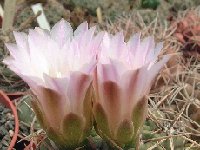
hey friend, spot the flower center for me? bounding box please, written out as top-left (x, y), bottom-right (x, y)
top-left (56, 72), bottom-right (62, 78)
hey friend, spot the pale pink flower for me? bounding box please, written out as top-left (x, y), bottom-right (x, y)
top-left (4, 19), bottom-right (103, 148)
top-left (93, 32), bottom-right (169, 146)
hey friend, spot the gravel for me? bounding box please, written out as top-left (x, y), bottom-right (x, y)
top-left (0, 104), bottom-right (15, 150)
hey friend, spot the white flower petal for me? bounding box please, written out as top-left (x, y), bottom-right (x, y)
top-left (74, 21), bottom-right (88, 36)
top-left (5, 43), bottom-right (18, 58)
top-left (13, 31), bottom-right (28, 51)
top-left (50, 19), bottom-right (72, 48)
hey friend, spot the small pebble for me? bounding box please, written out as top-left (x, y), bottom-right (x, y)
top-left (9, 130), bottom-right (14, 137)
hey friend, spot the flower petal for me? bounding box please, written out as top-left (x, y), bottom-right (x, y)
top-left (127, 33), bottom-right (141, 56)
top-left (67, 72), bottom-right (92, 114)
top-left (50, 19), bottom-right (72, 48)
top-left (35, 87), bottom-right (66, 130)
top-left (99, 81), bottom-right (122, 136)
top-left (145, 55), bottom-right (170, 92)
top-left (13, 31), bottom-right (29, 52)
top-left (5, 43), bottom-right (18, 58)
top-left (43, 73), bottom-right (69, 94)
top-left (97, 63), bottom-right (118, 83)
top-left (74, 22), bottom-right (88, 36)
